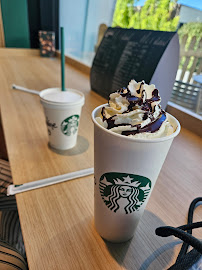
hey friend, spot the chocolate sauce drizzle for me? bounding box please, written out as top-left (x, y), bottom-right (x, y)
top-left (122, 112), bottom-right (166, 136)
top-left (115, 82), bottom-right (160, 113)
top-left (101, 81), bottom-right (165, 136)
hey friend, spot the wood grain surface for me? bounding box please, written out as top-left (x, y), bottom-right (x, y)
top-left (0, 49), bottom-right (201, 270)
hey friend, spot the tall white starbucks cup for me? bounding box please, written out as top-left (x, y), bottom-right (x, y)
top-left (40, 88), bottom-right (85, 150)
top-left (92, 104), bottom-right (180, 243)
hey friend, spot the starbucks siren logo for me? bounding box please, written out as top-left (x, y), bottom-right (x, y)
top-left (99, 172), bottom-right (151, 214)
top-left (61, 115), bottom-right (79, 136)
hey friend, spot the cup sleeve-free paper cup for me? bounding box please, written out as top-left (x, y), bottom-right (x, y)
top-left (92, 104), bottom-right (180, 242)
top-left (40, 88), bottom-right (85, 150)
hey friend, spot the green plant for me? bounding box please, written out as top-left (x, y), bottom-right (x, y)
top-left (178, 22), bottom-right (202, 50)
top-left (178, 22), bottom-right (202, 70)
top-left (112, 0), bottom-right (179, 32)
top-left (112, 0), bottom-right (135, 28)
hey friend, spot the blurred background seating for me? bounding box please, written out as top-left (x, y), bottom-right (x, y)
top-left (0, 159), bottom-right (27, 265)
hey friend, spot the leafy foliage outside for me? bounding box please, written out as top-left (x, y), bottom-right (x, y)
top-left (178, 22), bottom-right (202, 50)
top-left (178, 22), bottom-right (202, 70)
top-left (112, 0), bottom-right (179, 31)
top-left (112, 1), bottom-right (202, 71)
top-left (112, 0), bottom-right (135, 28)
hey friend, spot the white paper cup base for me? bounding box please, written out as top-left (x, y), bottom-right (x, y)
top-left (92, 104), bottom-right (180, 243)
top-left (48, 136), bottom-right (77, 151)
top-left (40, 88), bottom-right (84, 150)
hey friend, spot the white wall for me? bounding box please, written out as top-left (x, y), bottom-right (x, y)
top-left (180, 5), bottom-right (202, 23)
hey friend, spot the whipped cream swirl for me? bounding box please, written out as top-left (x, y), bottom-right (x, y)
top-left (97, 80), bottom-right (174, 139)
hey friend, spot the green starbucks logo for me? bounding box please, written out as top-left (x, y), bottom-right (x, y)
top-left (61, 115), bottom-right (79, 136)
top-left (99, 172), bottom-right (151, 214)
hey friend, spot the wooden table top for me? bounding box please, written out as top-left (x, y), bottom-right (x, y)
top-left (0, 49), bottom-right (201, 270)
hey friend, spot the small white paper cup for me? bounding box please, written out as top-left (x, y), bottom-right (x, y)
top-left (40, 88), bottom-right (85, 150)
top-left (92, 104), bottom-right (180, 243)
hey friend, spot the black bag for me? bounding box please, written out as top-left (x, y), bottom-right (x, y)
top-left (156, 197), bottom-right (202, 270)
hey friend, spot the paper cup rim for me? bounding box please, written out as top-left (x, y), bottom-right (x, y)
top-left (40, 88), bottom-right (85, 106)
top-left (92, 104), bottom-right (181, 143)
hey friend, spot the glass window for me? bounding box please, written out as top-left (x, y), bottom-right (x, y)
top-left (60, 0), bottom-right (202, 117)
top-left (59, 0), bottom-right (115, 66)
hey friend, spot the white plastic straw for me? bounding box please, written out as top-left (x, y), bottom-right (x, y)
top-left (12, 84), bottom-right (39, 95)
top-left (7, 167), bottom-right (94, 196)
